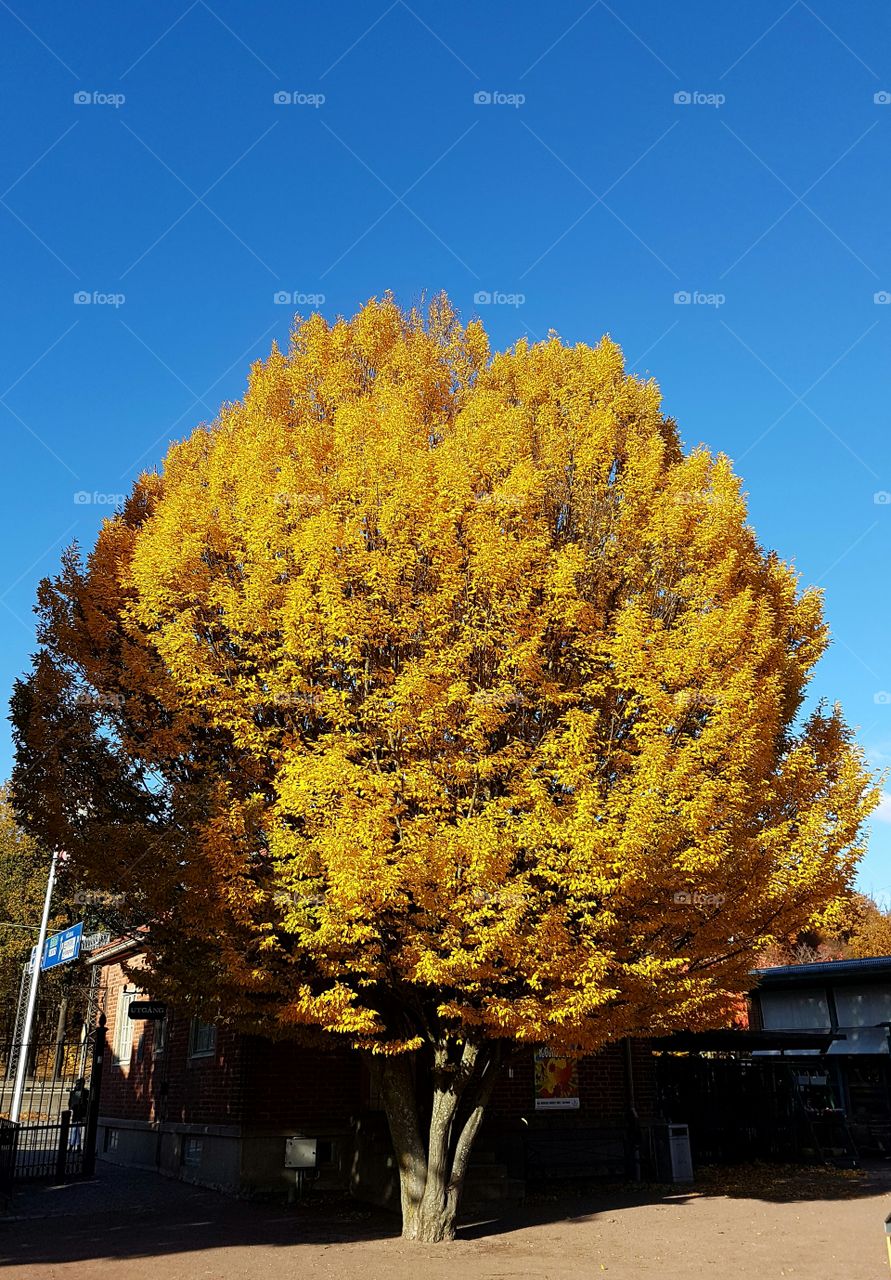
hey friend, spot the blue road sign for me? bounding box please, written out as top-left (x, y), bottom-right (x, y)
top-left (39, 922), bottom-right (84, 971)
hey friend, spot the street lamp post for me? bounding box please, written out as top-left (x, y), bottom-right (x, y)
top-left (9, 850), bottom-right (59, 1123)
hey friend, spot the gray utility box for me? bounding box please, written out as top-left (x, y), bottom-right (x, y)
top-left (652, 1123), bottom-right (693, 1182)
top-left (284, 1136), bottom-right (317, 1169)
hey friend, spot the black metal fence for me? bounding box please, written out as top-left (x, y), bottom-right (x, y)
top-left (655, 1053), bottom-right (859, 1166)
top-left (0, 990), bottom-right (106, 1191)
top-left (9, 1112), bottom-right (86, 1182)
top-left (0, 970), bottom-right (98, 1124)
top-left (0, 1034), bottom-right (91, 1128)
top-left (0, 1117), bottom-right (17, 1193)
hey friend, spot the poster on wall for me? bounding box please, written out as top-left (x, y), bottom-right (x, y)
top-left (534, 1047), bottom-right (580, 1110)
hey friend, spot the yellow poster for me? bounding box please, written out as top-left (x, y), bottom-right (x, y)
top-left (534, 1047), bottom-right (580, 1110)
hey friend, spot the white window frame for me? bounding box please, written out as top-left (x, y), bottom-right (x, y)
top-left (113, 988), bottom-right (143, 1062)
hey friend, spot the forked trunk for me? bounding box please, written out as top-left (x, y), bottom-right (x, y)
top-left (376, 1039), bottom-right (502, 1243)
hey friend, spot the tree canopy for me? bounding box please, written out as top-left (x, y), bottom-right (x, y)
top-left (11, 295), bottom-right (877, 1238)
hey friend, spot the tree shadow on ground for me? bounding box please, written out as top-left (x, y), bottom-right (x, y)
top-left (0, 1169), bottom-right (401, 1269)
top-left (3, 1160), bottom-right (891, 1266)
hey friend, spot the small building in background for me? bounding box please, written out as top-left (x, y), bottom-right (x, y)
top-left (90, 940), bottom-right (659, 1203)
top-left (655, 955), bottom-right (891, 1168)
top-left (749, 955), bottom-right (891, 1155)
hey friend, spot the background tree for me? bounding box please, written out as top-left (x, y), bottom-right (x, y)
top-left (11, 297), bottom-right (876, 1241)
top-left (0, 785), bottom-right (56, 1002)
top-left (0, 787), bottom-right (95, 1083)
top-left (845, 895), bottom-right (891, 957)
top-left (757, 891), bottom-right (891, 966)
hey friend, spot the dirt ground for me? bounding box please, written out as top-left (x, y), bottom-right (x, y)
top-left (2, 1161), bottom-right (890, 1280)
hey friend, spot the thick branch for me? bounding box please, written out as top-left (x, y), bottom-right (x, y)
top-left (374, 1054), bottom-right (427, 1226)
top-left (448, 1041), bottom-right (503, 1204)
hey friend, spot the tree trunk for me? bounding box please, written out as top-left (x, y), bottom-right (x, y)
top-left (376, 1039), bottom-right (502, 1242)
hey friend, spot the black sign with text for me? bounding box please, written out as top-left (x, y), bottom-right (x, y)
top-left (127, 1001), bottom-right (167, 1021)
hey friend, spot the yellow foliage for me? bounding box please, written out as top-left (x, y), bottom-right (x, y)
top-left (14, 295), bottom-right (877, 1053)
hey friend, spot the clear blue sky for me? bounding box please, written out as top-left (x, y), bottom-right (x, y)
top-left (1, 3), bottom-right (889, 896)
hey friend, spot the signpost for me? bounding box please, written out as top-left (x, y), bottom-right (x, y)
top-left (28, 922), bottom-right (84, 973)
top-left (43, 922), bottom-right (83, 971)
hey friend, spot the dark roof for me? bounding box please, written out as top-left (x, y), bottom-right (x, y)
top-left (752, 956), bottom-right (891, 987)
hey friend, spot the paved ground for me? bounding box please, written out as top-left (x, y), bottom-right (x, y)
top-left (2, 1161), bottom-right (890, 1279)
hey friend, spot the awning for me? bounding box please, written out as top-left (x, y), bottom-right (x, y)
top-left (656, 1029), bottom-right (842, 1053)
top-left (765, 1027), bottom-right (889, 1057)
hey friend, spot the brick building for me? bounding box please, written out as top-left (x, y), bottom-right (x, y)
top-left (92, 939), bottom-right (658, 1203)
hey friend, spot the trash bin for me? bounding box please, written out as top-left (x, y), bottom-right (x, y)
top-left (653, 1122), bottom-right (693, 1182)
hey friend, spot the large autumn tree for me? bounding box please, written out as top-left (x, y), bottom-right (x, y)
top-left (11, 297), bottom-right (875, 1240)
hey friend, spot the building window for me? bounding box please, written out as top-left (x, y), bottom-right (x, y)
top-left (104, 1128), bottom-right (119, 1153)
top-left (188, 1018), bottom-right (216, 1059)
top-left (113, 989), bottom-right (142, 1062)
top-left (181, 1136), bottom-right (203, 1167)
top-left (153, 1016), bottom-right (168, 1055)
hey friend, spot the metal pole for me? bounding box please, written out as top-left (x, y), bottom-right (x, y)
top-left (52, 996), bottom-right (69, 1082)
top-left (4, 964), bottom-right (28, 1085)
top-left (56, 1109), bottom-right (71, 1182)
top-left (82, 1013), bottom-right (105, 1178)
top-left (10, 850), bottom-right (58, 1122)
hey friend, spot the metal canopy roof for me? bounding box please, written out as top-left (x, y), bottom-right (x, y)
top-left (657, 1029), bottom-right (842, 1053)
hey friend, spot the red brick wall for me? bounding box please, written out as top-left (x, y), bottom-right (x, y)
top-left (96, 956), bottom-right (362, 1133)
top-left (97, 952), bottom-right (657, 1136)
top-left (96, 956), bottom-right (244, 1127)
top-left (491, 1039), bottom-right (657, 1124)
top-left (241, 1036), bottom-right (362, 1131)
